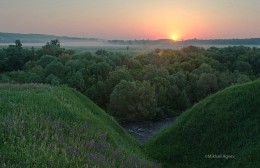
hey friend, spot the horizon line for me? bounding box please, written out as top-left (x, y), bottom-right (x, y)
top-left (1, 32), bottom-right (260, 41)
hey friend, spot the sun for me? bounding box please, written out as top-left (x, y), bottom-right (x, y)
top-left (171, 35), bottom-right (179, 41)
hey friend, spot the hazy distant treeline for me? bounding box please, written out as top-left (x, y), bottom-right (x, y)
top-left (108, 38), bottom-right (260, 46)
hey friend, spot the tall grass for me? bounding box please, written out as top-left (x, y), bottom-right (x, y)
top-left (0, 84), bottom-right (160, 167)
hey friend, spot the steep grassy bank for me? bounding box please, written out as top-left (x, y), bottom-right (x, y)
top-left (0, 84), bottom-right (160, 167)
top-left (145, 80), bottom-right (260, 168)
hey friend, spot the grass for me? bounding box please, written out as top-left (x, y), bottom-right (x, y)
top-left (0, 84), bottom-right (160, 167)
top-left (145, 80), bottom-right (260, 168)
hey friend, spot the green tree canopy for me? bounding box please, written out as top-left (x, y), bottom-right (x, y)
top-left (109, 80), bottom-right (157, 121)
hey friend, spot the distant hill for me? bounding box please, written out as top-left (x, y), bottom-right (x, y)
top-left (0, 84), bottom-right (159, 167)
top-left (0, 32), bottom-right (101, 43)
top-left (145, 80), bottom-right (260, 168)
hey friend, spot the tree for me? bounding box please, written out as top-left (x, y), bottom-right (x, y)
top-left (89, 62), bottom-right (112, 79)
top-left (26, 73), bottom-right (42, 83)
top-left (6, 41), bottom-right (26, 71)
top-left (40, 39), bottom-right (64, 57)
top-left (31, 65), bottom-right (45, 79)
top-left (109, 80), bottom-right (156, 122)
top-left (15, 40), bottom-right (22, 48)
top-left (45, 74), bottom-right (60, 85)
top-left (142, 64), bottom-right (169, 82)
top-left (105, 67), bottom-right (133, 90)
top-left (126, 59), bottom-right (142, 69)
top-left (8, 71), bottom-right (29, 83)
top-left (36, 55), bottom-right (57, 68)
top-left (104, 68), bottom-right (133, 105)
top-left (218, 70), bottom-right (236, 88)
top-left (95, 50), bottom-right (108, 56)
top-left (197, 63), bottom-right (214, 74)
top-left (85, 81), bottom-right (107, 108)
top-left (234, 61), bottom-right (252, 74)
top-left (165, 75), bottom-right (191, 114)
top-left (197, 73), bottom-right (218, 99)
top-left (67, 71), bottom-right (86, 91)
top-left (181, 46), bottom-right (204, 53)
top-left (65, 59), bottom-right (84, 72)
top-left (44, 61), bottom-right (67, 80)
top-left (253, 58), bottom-right (260, 74)
top-left (237, 74), bottom-right (251, 84)
top-left (0, 49), bottom-right (7, 72)
top-left (58, 53), bottom-right (72, 64)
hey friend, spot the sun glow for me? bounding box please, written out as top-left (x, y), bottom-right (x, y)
top-left (171, 35), bottom-right (179, 41)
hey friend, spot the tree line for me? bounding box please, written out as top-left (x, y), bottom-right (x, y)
top-left (0, 40), bottom-right (259, 122)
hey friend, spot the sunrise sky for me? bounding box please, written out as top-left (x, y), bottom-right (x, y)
top-left (1, 0), bottom-right (260, 40)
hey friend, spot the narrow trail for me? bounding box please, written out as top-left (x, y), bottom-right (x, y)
top-left (122, 118), bottom-right (176, 143)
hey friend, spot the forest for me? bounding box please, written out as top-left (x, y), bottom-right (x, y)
top-left (1, 39), bottom-right (260, 122)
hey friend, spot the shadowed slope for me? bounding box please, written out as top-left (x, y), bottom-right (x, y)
top-left (145, 80), bottom-right (260, 168)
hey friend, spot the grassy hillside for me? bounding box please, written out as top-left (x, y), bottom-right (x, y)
top-left (145, 80), bottom-right (260, 168)
top-left (0, 84), bottom-right (160, 167)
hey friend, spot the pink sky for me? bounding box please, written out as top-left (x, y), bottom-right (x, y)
top-left (1, 0), bottom-right (260, 40)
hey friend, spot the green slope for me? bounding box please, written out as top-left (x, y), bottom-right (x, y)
top-left (0, 84), bottom-right (160, 167)
top-left (145, 80), bottom-right (260, 168)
